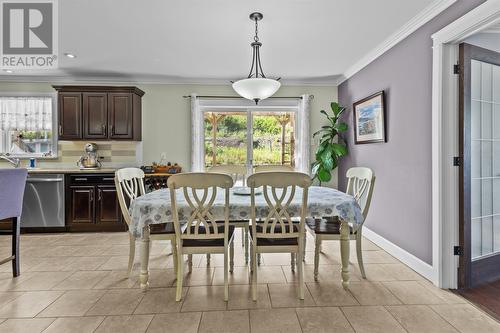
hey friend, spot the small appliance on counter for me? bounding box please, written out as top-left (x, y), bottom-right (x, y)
top-left (77, 143), bottom-right (102, 169)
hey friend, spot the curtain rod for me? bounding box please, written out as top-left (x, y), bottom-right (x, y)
top-left (182, 95), bottom-right (313, 100)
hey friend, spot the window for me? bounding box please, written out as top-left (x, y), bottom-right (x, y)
top-left (0, 95), bottom-right (57, 157)
top-left (191, 95), bottom-right (311, 173)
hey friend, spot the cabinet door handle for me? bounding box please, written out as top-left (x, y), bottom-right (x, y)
top-left (90, 191), bottom-right (94, 202)
top-left (74, 177), bottom-right (88, 182)
top-left (59, 125), bottom-right (63, 136)
top-left (98, 189), bottom-right (102, 201)
top-left (111, 125), bottom-right (115, 136)
top-left (102, 178), bottom-right (114, 181)
top-left (102, 124), bottom-right (106, 135)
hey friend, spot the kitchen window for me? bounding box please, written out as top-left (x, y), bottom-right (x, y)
top-left (190, 95), bottom-right (311, 173)
top-left (0, 94), bottom-right (57, 158)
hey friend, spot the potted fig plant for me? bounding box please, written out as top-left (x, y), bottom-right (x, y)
top-left (312, 102), bottom-right (348, 184)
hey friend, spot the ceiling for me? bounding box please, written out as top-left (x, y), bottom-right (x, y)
top-left (1, 0), bottom-right (439, 85)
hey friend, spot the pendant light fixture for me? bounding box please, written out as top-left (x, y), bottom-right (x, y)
top-left (232, 12), bottom-right (281, 104)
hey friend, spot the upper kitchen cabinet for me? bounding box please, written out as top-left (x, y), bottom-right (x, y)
top-left (53, 86), bottom-right (144, 141)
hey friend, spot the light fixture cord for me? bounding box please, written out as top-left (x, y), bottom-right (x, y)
top-left (254, 19), bottom-right (259, 42)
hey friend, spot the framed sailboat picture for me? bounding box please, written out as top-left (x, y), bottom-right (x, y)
top-left (353, 91), bottom-right (386, 144)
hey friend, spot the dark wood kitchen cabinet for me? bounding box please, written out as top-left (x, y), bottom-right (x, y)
top-left (54, 86), bottom-right (144, 141)
top-left (66, 173), bottom-right (126, 232)
top-left (58, 93), bottom-right (82, 140)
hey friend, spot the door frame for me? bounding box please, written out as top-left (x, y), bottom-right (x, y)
top-left (432, 0), bottom-right (500, 289)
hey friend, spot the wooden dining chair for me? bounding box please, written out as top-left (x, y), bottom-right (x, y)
top-left (168, 172), bottom-right (235, 302)
top-left (247, 171), bottom-right (312, 300)
top-left (0, 168), bottom-right (28, 277)
top-left (254, 164), bottom-right (294, 173)
top-left (208, 164), bottom-right (249, 263)
top-left (306, 167), bottom-right (375, 280)
top-left (115, 168), bottom-right (177, 277)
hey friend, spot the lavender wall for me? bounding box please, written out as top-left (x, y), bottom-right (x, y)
top-left (338, 0), bottom-right (484, 264)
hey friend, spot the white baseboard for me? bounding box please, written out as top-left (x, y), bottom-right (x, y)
top-left (362, 227), bottom-right (436, 283)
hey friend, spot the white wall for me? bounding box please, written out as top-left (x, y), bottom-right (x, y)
top-left (0, 82), bottom-right (339, 187)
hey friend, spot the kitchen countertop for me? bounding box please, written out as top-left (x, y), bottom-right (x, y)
top-left (26, 168), bottom-right (119, 174)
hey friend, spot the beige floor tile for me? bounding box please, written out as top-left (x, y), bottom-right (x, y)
top-left (52, 271), bottom-right (110, 290)
top-left (146, 312), bottom-right (201, 333)
top-left (304, 251), bottom-right (341, 265)
top-left (0, 291), bottom-right (23, 308)
top-left (351, 250), bottom-right (399, 264)
top-left (27, 257), bottom-right (75, 272)
top-left (358, 263), bottom-right (423, 282)
top-left (0, 272), bottom-right (36, 291)
top-left (0, 318), bottom-right (56, 333)
top-left (296, 307), bottom-right (354, 333)
top-left (198, 253), bottom-right (248, 268)
top-left (416, 280), bottom-right (467, 304)
top-left (268, 283), bottom-right (316, 308)
top-left (198, 310), bottom-right (250, 333)
top-left (11, 271), bottom-right (73, 291)
top-left (94, 314), bottom-right (153, 333)
top-left (43, 316), bottom-right (105, 333)
top-left (382, 281), bottom-right (449, 304)
top-left (251, 266), bottom-right (287, 284)
top-left (261, 253), bottom-right (296, 266)
top-left (348, 281), bottom-right (402, 305)
top-left (63, 256), bottom-right (111, 271)
top-left (38, 290), bottom-right (105, 317)
top-left (181, 286), bottom-right (227, 312)
top-left (181, 267), bottom-right (214, 286)
top-left (0, 290), bottom-right (64, 318)
top-left (137, 269), bottom-right (176, 289)
top-left (227, 284), bottom-right (272, 310)
top-left (87, 289), bottom-right (144, 315)
top-left (148, 254), bottom-right (174, 270)
top-left (249, 308), bottom-right (302, 333)
top-left (213, 266), bottom-right (250, 285)
top-left (134, 288), bottom-right (186, 314)
top-left (93, 270), bottom-right (139, 289)
top-left (98, 256), bottom-right (132, 270)
top-left (70, 245), bottom-right (112, 257)
top-left (306, 282), bottom-right (358, 306)
top-left (430, 304), bottom-right (500, 333)
top-left (386, 305), bottom-right (458, 333)
top-left (283, 264), bottom-right (362, 284)
top-left (341, 306), bottom-right (406, 333)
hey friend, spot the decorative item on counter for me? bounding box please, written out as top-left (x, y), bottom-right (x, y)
top-left (151, 161), bottom-right (182, 174)
top-left (29, 158), bottom-right (36, 168)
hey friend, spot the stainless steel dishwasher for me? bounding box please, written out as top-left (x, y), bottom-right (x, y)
top-left (21, 173), bottom-right (65, 228)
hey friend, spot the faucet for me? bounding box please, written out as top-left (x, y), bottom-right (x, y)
top-left (0, 154), bottom-right (21, 168)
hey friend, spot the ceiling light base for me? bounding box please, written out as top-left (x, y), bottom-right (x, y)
top-left (249, 12), bottom-right (263, 21)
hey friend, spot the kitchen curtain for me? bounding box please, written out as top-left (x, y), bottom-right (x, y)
top-left (0, 97), bottom-right (53, 131)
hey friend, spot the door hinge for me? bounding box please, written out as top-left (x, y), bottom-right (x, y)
top-left (454, 246), bottom-right (464, 256)
top-left (453, 156), bottom-right (461, 166)
top-left (453, 63), bottom-right (460, 74)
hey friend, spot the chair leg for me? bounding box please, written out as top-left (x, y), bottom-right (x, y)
top-left (188, 254), bottom-right (193, 273)
top-left (244, 224), bottom-right (249, 264)
top-left (257, 253), bottom-right (261, 266)
top-left (241, 228), bottom-right (245, 247)
top-left (290, 253), bottom-right (296, 272)
top-left (206, 253), bottom-right (211, 266)
top-left (127, 233), bottom-right (136, 277)
top-left (314, 236), bottom-right (320, 281)
top-left (303, 233), bottom-right (307, 261)
top-left (224, 246), bottom-right (229, 302)
top-left (230, 241), bottom-right (234, 273)
top-left (356, 232), bottom-right (366, 279)
top-left (176, 250), bottom-right (184, 302)
top-left (252, 247), bottom-right (257, 301)
top-left (250, 242), bottom-right (254, 273)
top-left (12, 217), bottom-right (20, 277)
top-left (297, 250), bottom-right (304, 300)
top-left (171, 237), bottom-right (178, 276)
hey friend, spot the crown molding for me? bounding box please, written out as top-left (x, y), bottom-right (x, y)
top-left (336, 0), bottom-right (457, 86)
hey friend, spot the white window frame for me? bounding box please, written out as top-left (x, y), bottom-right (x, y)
top-left (191, 95), bottom-right (311, 173)
top-left (0, 92), bottom-right (58, 158)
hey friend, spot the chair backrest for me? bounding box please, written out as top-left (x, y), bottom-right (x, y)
top-left (0, 168), bottom-right (28, 220)
top-left (167, 172), bottom-right (234, 242)
top-left (254, 165), bottom-right (294, 173)
top-left (247, 171), bottom-right (312, 240)
top-left (208, 164), bottom-right (246, 186)
top-left (115, 168), bottom-right (146, 226)
top-left (346, 167), bottom-right (375, 221)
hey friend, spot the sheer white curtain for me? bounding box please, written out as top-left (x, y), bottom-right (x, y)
top-left (295, 94), bottom-right (311, 174)
top-left (0, 97), bottom-right (52, 131)
top-left (190, 94), bottom-right (205, 171)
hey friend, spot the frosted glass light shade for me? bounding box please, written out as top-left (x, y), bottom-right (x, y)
top-left (232, 78), bottom-right (281, 102)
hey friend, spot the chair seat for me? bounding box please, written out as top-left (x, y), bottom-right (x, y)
top-left (150, 222), bottom-right (176, 234)
top-left (249, 224), bottom-right (299, 246)
top-left (305, 217), bottom-right (354, 235)
top-left (182, 225), bottom-right (235, 247)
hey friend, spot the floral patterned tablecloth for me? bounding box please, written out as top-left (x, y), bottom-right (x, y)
top-left (129, 186), bottom-right (363, 238)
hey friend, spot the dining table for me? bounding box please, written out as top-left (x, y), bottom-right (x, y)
top-left (129, 186), bottom-right (364, 290)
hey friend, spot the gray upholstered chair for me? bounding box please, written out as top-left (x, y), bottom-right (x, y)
top-left (0, 168), bottom-right (28, 277)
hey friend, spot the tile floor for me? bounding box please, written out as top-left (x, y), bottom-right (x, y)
top-left (0, 231), bottom-right (499, 333)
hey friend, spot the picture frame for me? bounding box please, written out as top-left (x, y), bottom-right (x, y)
top-left (353, 91), bottom-right (386, 144)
